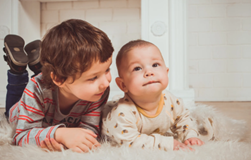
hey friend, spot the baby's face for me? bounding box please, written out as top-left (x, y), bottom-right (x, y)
top-left (119, 45), bottom-right (169, 98)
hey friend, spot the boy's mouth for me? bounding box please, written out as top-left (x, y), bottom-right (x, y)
top-left (95, 91), bottom-right (104, 96)
top-left (143, 81), bottom-right (160, 86)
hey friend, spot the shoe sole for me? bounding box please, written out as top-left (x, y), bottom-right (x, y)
top-left (24, 40), bottom-right (41, 66)
top-left (4, 35), bottom-right (28, 66)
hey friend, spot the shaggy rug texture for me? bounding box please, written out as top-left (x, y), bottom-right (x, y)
top-left (0, 103), bottom-right (250, 160)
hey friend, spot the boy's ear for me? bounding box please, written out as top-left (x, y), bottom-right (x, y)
top-left (115, 77), bottom-right (128, 93)
top-left (50, 72), bottom-right (64, 87)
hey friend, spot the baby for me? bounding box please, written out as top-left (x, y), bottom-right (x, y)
top-left (102, 40), bottom-right (204, 151)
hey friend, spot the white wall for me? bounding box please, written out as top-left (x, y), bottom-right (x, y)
top-left (40, 0), bottom-right (251, 101)
top-left (187, 0), bottom-right (251, 101)
top-left (41, 0), bottom-right (141, 98)
top-left (0, 0), bottom-right (40, 108)
top-left (0, 0), bottom-right (250, 105)
top-left (0, 0), bottom-right (15, 107)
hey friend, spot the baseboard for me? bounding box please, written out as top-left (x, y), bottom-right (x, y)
top-left (195, 97), bottom-right (251, 101)
top-left (169, 89), bottom-right (195, 103)
top-left (0, 90), bottom-right (6, 109)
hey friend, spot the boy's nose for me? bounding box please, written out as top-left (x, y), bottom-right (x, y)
top-left (99, 76), bottom-right (110, 90)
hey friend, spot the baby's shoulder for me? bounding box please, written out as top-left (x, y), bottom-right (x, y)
top-left (162, 90), bottom-right (174, 98)
top-left (102, 96), bottom-right (138, 120)
top-left (114, 97), bottom-right (137, 113)
top-left (162, 90), bottom-right (181, 101)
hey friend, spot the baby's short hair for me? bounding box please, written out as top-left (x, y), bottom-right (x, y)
top-left (116, 39), bottom-right (154, 76)
top-left (40, 19), bottom-right (114, 88)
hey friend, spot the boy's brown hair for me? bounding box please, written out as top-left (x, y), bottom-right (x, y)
top-left (116, 39), bottom-right (153, 76)
top-left (40, 19), bottom-right (114, 88)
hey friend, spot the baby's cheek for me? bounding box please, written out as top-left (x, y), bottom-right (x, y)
top-left (129, 80), bottom-right (141, 93)
top-left (162, 75), bottom-right (169, 86)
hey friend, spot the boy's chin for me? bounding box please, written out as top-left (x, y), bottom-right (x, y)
top-left (85, 95), bottom-right (102, 102)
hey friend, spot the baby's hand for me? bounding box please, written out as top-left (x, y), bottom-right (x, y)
top-left (41, 138), bottom-right (65, 152)
top-left (55, 128), bottom-right (101, 153)
top-left (184, 137), bottom-right (204, 146)
top-left (173, 139), bottom-right (194, 151)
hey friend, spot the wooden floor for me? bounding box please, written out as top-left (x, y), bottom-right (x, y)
top-left (196, 102), bottom-right (251, 122)
top-left (0, 101), bottom-right (250, 141)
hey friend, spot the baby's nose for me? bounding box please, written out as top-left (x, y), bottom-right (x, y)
top-left (145, 70), bottom-right (154, 77)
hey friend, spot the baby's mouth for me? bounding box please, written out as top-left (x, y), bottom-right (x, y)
top-left (143, 81), bottom-right (160, 86)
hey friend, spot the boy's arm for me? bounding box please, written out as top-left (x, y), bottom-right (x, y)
top-left (102, 105), bottom-right (174, 151)
top-left (9, 78), bottom-right (65, 146)
top-left (78, 87), bottom-right (109, 136)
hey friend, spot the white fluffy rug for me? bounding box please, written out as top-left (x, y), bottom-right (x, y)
top-left (0, 104), bottom-right (251, 160)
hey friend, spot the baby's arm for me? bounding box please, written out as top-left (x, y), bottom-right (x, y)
top-left (184, 137), bottom-right (204, 146)
top-left (169, 94), bottom-right (203, 145)
top-left (103, 106), bottom-right (174, 151)
top-left (173, 139), bottom-right (194, 151)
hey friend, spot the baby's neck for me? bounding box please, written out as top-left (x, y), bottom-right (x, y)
top-left (128, 93), bottom-right (162, 116)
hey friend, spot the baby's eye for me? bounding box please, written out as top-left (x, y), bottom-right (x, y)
top-left (133, 67), bottom-right (141, 71)
top-left (88, 76), bottom-right (97, 81)
top-left (152, 63), bottom-right (159, 67)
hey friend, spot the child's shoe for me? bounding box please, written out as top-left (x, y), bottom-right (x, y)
top-left (24, 40), bottom-right (42, 75)
top-left (3, 34), bottom-right (29, 74)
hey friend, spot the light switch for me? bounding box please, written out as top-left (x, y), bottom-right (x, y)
top-left (151, 21), bottom-right (167, 36)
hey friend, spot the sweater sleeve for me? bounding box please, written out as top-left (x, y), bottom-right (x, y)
top-left (102, 103), bottom-right (174, 151)
top-left (9, 77), bottom-right (65, 147)
top-left (79, 87), bottom-right (109, 136)
top-left (168, 93), bottom-right (198, 142)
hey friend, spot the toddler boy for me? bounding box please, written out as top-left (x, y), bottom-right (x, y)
top-left (6, 19), bottom-right (114, 153)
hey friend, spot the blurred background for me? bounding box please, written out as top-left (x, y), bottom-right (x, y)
top-left (0, 0), bottom-right (250, 108)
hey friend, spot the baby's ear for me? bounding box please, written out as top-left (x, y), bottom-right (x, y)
top-left (115, 77), bottom-right (128, 93)
top-left (167, 67), bottom-right (169, 73)
top-left (50, 72), bottom-right (64, 87)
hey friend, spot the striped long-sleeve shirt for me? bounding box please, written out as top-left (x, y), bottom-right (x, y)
top-left (9, 74), bottom-right (109, 147)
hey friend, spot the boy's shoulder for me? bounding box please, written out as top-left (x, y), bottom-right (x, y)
top-left (26, 73), bottom-right (55, 97)
top-left (26, 73), bottom-right (43, 90)
top-left (28, 73), bottom-right (44, 87)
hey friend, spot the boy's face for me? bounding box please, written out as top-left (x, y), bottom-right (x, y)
top-left (59, 57), bottom-right (112, 102)
top-left (117, 45), bottom-right (169, 98)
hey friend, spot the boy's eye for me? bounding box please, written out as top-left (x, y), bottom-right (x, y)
top-left (152, 63), bottom-right (159, 67)
top-left (88, 76), bottom-right (97, 81)
top-left (106, 68), bottom-right (110, 72)
top-left (133, 67), bottom-right (141, 71)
